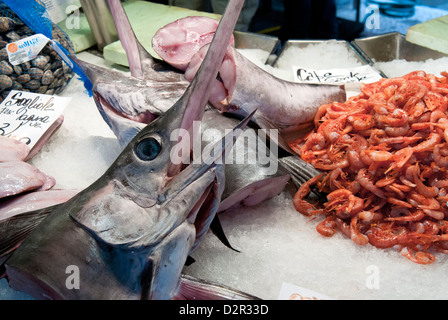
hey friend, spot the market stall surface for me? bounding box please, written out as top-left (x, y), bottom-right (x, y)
top-left (1, 49), bottom-right (448, 300)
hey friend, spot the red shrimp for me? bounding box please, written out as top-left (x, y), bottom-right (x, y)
top-left (293, 173), bottom-right (325, 216)
top-left (367, 225), bottom-right (402, 249)
top-left (356, 168), bottom-right (386, 198)
top-left (347, 114), bottom-right (374, 131)
top-left (412, 132), bottom-right (442, 153)
top-left (316, 216), bottom-right (337, 237)
top-left (400, 247), bottom-right (435, 265)
top-left (376, 108), bottom-right (409, 127)
top-left (386, 208), bottom-right (425, 222)
top-left (294, 71), bottom-right (448, 264)
top-left (350, 216), bottom-right (369, 245)
top-left (410, 164), bottom-right (439, 198)
top-left (434, 143), bottom-right (448, 167)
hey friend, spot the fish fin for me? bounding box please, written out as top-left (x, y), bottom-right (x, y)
top-left (278, 156), bottom-right (321, 187)
top-left (0, 206), bottom-right (54, 264)
top-left (140, 259), bottom-right (154, 300)
top-left (185, 256), bottom-right (196, 266)
top-left (278, 156), bottom-right (325, 199)
top-left (251, 113), bottom-right (295, 154)
top-left (210, 215), bottom-right (240, 253)
top-left (176, 274), bottom-right (261, 300)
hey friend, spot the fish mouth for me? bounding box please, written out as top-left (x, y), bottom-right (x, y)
top-left (164, 110), bottom-right (255, 247)
top-left (186, 181), bottom-right (214, 225)
top-left (95, 92), bottom-right (158, 126)
top-left (186, 175), bottom-right (217, 247)
top-left (161, 161), bottom-right (221, 251)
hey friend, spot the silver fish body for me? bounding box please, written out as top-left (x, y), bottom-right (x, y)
top-left (69, 0), bottom-right (291, 213)
top-left (2, 0), bottom-right (255, 300)
top-left (153, 17), bottom-right (347, 135)
top-left (200, 109), bottom-right (290, 212)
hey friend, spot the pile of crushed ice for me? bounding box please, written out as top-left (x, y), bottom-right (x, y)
top-left (1, 46), bottom-right (448, 300)
top-left (374, 57), bottom-right (448, 78)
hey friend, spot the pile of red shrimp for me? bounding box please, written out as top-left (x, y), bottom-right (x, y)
top-left (290, 71), bottom-right (448, 264)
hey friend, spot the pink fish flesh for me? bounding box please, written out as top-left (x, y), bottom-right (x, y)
top-left (152, 16), bottom-right (234, 71)
top-left (0, 136), bottom-right (30, 162)
top-left (0, 161), bottom-right (55, 199)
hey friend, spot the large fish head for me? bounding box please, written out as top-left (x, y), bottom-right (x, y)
top-left (70, 0), bottom-right (247, 300)
top-left (72, 57), bottom-right (184, 147)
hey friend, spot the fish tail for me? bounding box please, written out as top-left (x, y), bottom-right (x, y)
top-left (279, 156), bottom-right (322, 189)
top-left (176, 274), bottom-right (261, 300)
top-left (210, 215), bottom-right (240, 253)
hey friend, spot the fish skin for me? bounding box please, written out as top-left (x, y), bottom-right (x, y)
top-left (219, 47), bottom-right (346, 129)
top-left (3, 0), bottom-right (254, 300)
top-left (181, 43), bottom-right (346, 131)
top-left (200, 109), bottom-right (290, 212)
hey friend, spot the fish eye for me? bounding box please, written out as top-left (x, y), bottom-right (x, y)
top-left (135, 137), bottom-right (162, 161)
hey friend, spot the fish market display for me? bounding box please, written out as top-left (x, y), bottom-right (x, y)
top-left (152, 15), bottom-right (346, 147)
top-left (0, 0), bottom-right (259, 300)
top-left (290, 71), bottom-right (448, 264)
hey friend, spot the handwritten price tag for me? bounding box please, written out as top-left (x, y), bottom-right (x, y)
top-left (277, 282), bottom-right (335, 300)
top-left (293, 65), bottom-right (383, 85)
top-left (0, 90), bottom-right (71, 148)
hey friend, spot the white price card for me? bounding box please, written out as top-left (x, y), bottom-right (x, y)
top-left (277, 282), bottom-right (335, 300)
top-left (293, 64), bottom-right (383, 85)
top-left (0, 90), bottom-right (71, 148)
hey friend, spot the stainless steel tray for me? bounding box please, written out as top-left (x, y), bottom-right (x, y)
top-left (233, 31), bottom-right (281, 65)
top-left (234, 31), bottom-right (280, 52)
top-left (352, 32), bottom-right (447, 63)
top-left (273, 39), bottom-right (369, 68)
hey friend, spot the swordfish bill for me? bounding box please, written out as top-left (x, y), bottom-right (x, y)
top-left (107, 0), bottom-right (157, 79)
top-left (80, 0), bottom-right (291, 223)
top-left (2, 0), bottom-right (252, 300)
top-left (164, 0), bottom-right (246, 178)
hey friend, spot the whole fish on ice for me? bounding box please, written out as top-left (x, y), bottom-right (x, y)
top-left (0, 0), bottom-right (258, 300)
top-left (69, 0), bottom-right (291, 214)
top-left (153, 16), bottom-right (347, 141)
